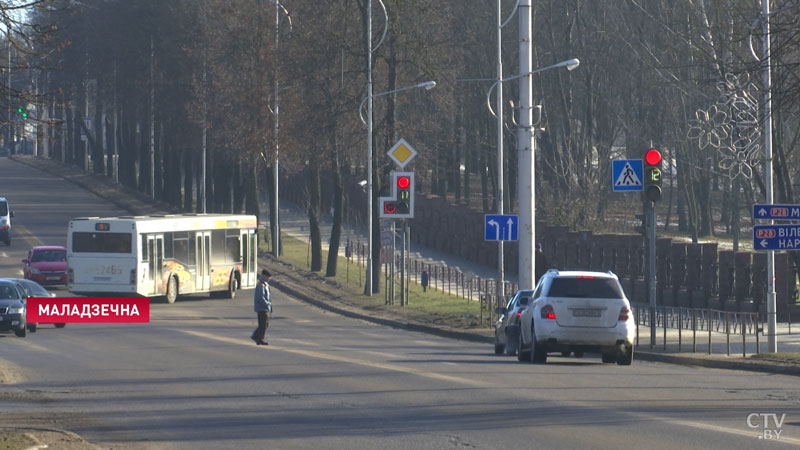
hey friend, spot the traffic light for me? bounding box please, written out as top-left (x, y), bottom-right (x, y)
top-left (379, 171), bottom-right (415, 219)
top-left (644, 148), bottom-right (662, 202)
top-left (15, 107), bottom-right (27, 118)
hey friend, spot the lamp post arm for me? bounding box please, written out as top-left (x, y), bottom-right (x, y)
top-left (486, 58), bottom-right (579, 117)
top-left (265, 0), bottom-right (293, 32)
top-left (359, 81), bottom-right (436, 124)
top-left (372, 0), bottom-right (389, 53)
top-left (500, 0), bottom-right (520, 27)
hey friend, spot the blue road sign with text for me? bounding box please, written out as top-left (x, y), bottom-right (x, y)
top-left (753, 224), bottom-right (800, 251)
top-left (485, 214), bottom-right (518, 241)
top-left (753, 204), bottom-right (800, 220)
top-left (612, 159), bottom-right (644, 192)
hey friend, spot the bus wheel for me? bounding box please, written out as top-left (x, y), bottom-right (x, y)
top-left (225, 274), bottom-right (236, 298)
top-left (166, 276), bottom-right (178, 304)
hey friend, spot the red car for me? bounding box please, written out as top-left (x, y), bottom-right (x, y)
top-left (22, 246), bottom-right (68, 286)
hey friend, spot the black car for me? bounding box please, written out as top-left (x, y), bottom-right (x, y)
top-left (494, 290), bottom-right (534, 355)
top-left (0, 279), bottom-right (28, 337)
top-left (0, 278), bottom-right (63, 332)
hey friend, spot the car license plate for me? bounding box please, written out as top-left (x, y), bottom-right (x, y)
top-left (47, 276), bottom-right (61, 281)
top-left (571, 308), bottom-right (602, 317)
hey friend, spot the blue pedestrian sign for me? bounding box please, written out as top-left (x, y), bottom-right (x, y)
top-left (612, 159), bottom-right (644, 192)
top-left (485, 214), bottom-right (518, 241)
top-left (753, 204), bottom-right (800, 220)
top-left (753, 224), bottom-right (800, 251)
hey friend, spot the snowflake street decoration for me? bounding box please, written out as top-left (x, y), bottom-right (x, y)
top-left (687, 73), bottom-right (761, 179)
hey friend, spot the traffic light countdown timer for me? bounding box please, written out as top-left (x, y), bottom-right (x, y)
top-left (644, 148), bottom-right (663, 202)
top-left (379, 171), bottom-right (415, 219)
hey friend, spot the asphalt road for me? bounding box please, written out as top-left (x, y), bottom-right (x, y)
top-left (1, 157), bottom-right (800, 450)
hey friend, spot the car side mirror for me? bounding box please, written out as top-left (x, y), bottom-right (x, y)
top-left (495, 306), bottom-right (506, 315)
top-left (10, 210), bottom-right (14, 218)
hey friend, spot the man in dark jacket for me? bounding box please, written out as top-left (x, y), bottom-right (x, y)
top-left (251, 269), bottom-right (272, 346)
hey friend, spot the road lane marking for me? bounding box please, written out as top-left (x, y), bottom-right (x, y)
top-left (179, 329), bottom-right (484, 387)
top-left (661, 417), bottom-right (800, 447)
top-left (14, 221), bottom-right (44, 248)
top-left (177, 330), bottom-right (798, 444)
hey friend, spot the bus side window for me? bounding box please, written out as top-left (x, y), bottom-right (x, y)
top-left (141, 235), bottom-right (148, 261)
top-left (226, 231), bottom-right (240, 263)
top-left (188, 236), bottom-right (196, 265)
top-left (164, 232), bottom-right (173, 259)
top-left (211, 230), bottom-right (225, 265)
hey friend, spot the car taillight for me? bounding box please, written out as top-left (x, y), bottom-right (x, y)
top-left (618, 306), bottom-right (630, 321)
top-left (541, 305), bottom-right (556, 320)
top-left (67, 268), bottom-right (73, 283)
top-left (130, 268), bottom-right (137, 285)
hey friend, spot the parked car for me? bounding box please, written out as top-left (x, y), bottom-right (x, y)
top-left (494, 289), bottom-right (534, 355)
top-left (0, 279), bottom-right (28, 337)
top-left (0, 278), bottom-right (61, 332)
top-left (23, 246), bottom-right (68, 286)
top-left (0, 197), bottom-right (13, 246)
top-left (517, 270), bottom-right (635, 365)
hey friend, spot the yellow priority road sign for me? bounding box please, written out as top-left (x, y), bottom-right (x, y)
top-left (387, 138), bottom-right (418, 169)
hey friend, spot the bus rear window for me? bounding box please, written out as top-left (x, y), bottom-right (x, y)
top-left (72, 232), bottom-right (132, 253)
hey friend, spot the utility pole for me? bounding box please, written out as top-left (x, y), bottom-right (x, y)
top-left (495, 0), bottom-right (505, 301)
top-left (149, 35), bottom-right (155, 199)
top-left (517, 0), bottom-right (535, 289)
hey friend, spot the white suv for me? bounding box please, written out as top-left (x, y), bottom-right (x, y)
top-left (517, 270), bottom-right (635, 365)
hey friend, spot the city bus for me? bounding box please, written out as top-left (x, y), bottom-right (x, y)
top-left (67, 214), bottom-right (258, 303)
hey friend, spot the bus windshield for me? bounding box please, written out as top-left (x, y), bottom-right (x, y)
top-left (72, 232), bottom-right (133, 253)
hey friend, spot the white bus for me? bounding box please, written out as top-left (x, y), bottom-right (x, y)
top-left (67, 214), bottom-right (258, 303)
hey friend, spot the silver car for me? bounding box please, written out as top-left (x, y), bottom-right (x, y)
top-left (494, 290), bottom-right (534, 355)
top-left (518, 270), bottom-right (635, 365)
top-left (0, 279), bottom-right (28, 337)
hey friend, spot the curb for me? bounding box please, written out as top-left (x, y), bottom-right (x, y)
top-left (268, 269), bottom-right (799, 375)
top-left (267, 263), bottom-right (800, 376)
top-left (633, 351), bottom-right (800, 376)
top-left (271, 279), bottom-right (493, 344)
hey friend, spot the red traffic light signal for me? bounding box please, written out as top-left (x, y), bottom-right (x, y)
top-left (645, 149), bottom-right (662, 166)
top-left (379, 171), bottom-right (415, 218)
top-left (397, 175), bottom-right (410, 189)
top-left (644, 148), bottom-right (663, 202)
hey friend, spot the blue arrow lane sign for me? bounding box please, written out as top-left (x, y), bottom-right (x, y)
top-left (485, 214), bottom-right (519, 241)
top-left (753, 224), bottom-right (800, 251)
top-left (753, 204), bottom-right (800, 220)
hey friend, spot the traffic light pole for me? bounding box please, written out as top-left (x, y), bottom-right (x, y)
top-left (648, 201), bottom-right (657, 347)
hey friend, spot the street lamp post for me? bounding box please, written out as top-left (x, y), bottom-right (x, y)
top-left (761, 0), bottom-right (777, 352)
top-left (269, 0), bottom-right (292, 258)
top-left (360, 80), bottom-right (436, 295)
top-left (364, 0), bottom-right (389, 295)
top-left (486, 57), bottom-right (579, 290)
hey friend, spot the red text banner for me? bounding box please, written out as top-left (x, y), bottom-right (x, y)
top-left (27, 297), bottom-right (150, 323)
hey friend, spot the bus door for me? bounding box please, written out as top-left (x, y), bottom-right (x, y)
top-left (241, 230), bottom-right (256, 287)
top-left (195, 231), bottom-right (211, 291)
top-left (146, 235), bottom-right (164, 295)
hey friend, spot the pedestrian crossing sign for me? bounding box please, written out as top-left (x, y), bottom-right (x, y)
top-left (612, 159), bottom-right (644, 192)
